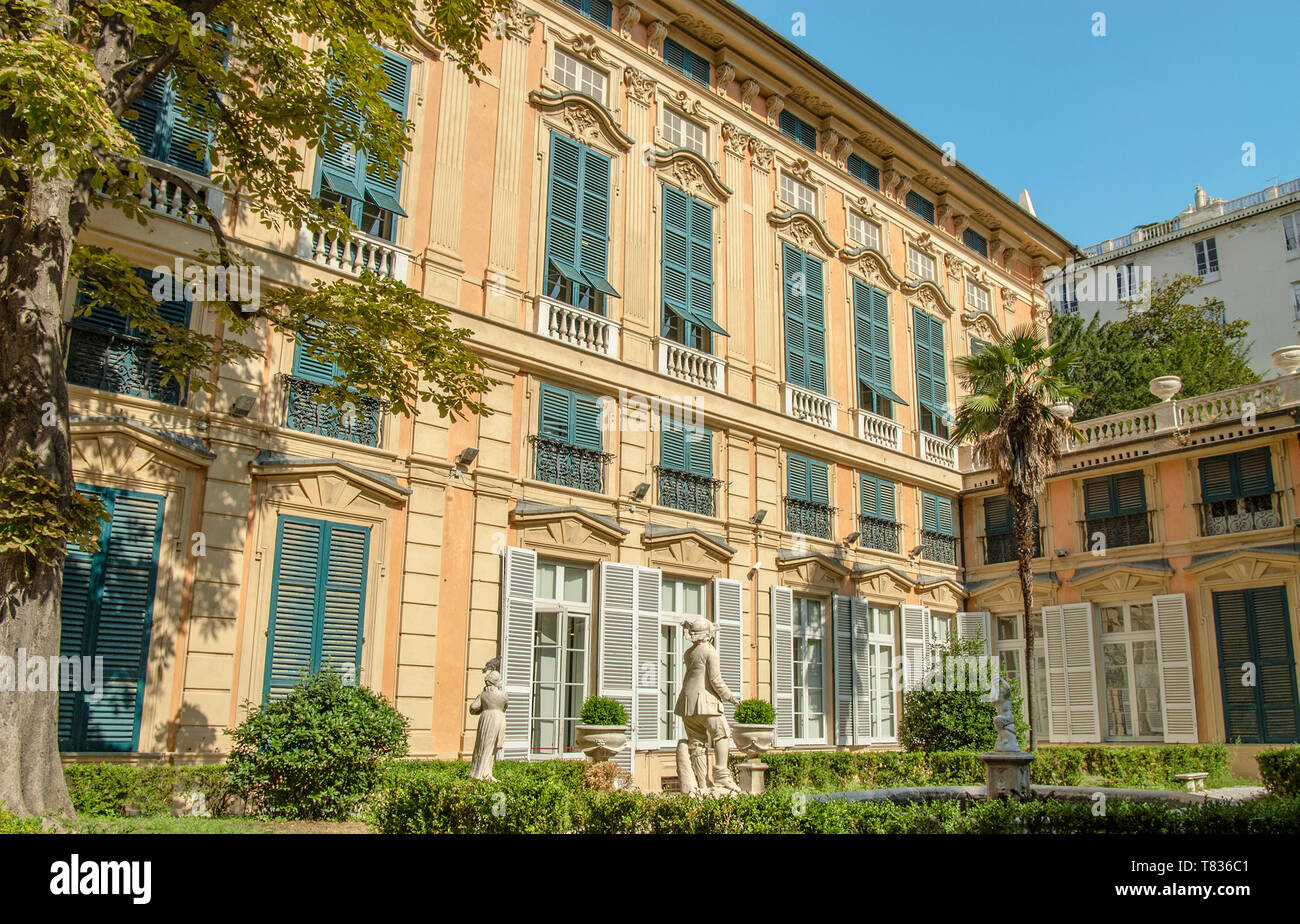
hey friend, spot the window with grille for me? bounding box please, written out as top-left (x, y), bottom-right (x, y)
top-left (780, 173), bottom-right (817, 214)
top-left (661, 108), bottom-right (707, 157)
top-left (847, 212), bottom-right (880, 250)
top-left (553, 47), bottom-right (607, 104)
top-left (907, 246), bottom-right (935, 281)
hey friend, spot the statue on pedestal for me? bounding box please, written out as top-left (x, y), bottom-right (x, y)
top-left (674, 618), bottom-right (742, 796)
top-left (469, 657), bottom-right (508, 781)
top-left (992, 674), bottom-right (1020, 753)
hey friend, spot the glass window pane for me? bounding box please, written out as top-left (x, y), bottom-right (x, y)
top-left (1130, 603), bottom-right (1155, 632)
top-left (535, 610), bottom-right (559, 649)
top-left (1133, 641), bottom-right (1163, 736)
top-left (996, 616), bottom-right (1020, 640)
top-left (536, 562), bottom-right (556, 602)
top-left (662, 579), bottom-right (676, 614)
top-left (1101, 605), bottom-right (1124, 634)
top-left (563, 566), bottom-right (588, 604)
top-left (1103, 642), bottom-right (1132, 738)
top-left (682, 581), bottom-right (704, 616)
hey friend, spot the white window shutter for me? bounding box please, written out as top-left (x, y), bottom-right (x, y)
top-left (1152, 593), bottom-right (1198, 743)
top-left (833, 595), bottom-right (854, 746)
top-left (1045, 602), bottom-right (1101, 742)
top-left (499, 547), bottom-right (536, 760)
top-left (770, 585), bottom-right (795, 744)
top-left (714, 578), bottom-right (744, 723)
top-left (851, 596), bottom-right (871, 746)
top-left (956, 611), bottom-right (992, 659)
top-left (634, 567), bottom-right (662, 756)
top-left (901, 604), bottom-right (929, 691)
top-left (1041, 605), bottom-right (1068, 742)
top-left (598, 562), bottom-right (637, 777)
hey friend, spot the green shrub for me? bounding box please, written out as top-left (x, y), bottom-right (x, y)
top-left (63, 763), bottom-right (235, 817)
top-left (734, 699), bottom-right (776, 724)
top-left (898, 638), bottom-right (1009, 752)
top-left (1258, 748), bottom-right (1300, 796)
top-left (227, 671), bottom-right (409, 820)
top-left (578, 696), bottom-right (628, 726)
top-left (382, 759), bottom-right (585, 788)
top-left (0, 805), bottom-right (44, 833)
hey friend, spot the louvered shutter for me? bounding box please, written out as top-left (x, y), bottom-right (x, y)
top-left (868, 478), bottom-right (896, 520)
top-left (851, 597), bottom-right (871, 744)
top-left (1044, 602), bottom-right (1100, 742)
top-left (634, 567), bottom-right (662, 758)
top-left (685, 426), bottom-right (713, 478)
top-left (956, 611), bottom-right (992, 659)
top-left (266, 518), bottom-right (323, 703)
top-left (662, 186), bottom-right (692, 326)
top-left (901, 604), bottom-right (930, 691)
top-left (1237, 449), bottom-right (1274, 496)
top-left (663, 38), bottom-right (710, 88)
top-left (122, 76), bottom-right (168, 160)
top-left (546, 133), bottom-right (583, 285)
top-left (499, 547), bottom-right (536, 760)
top-left (598, 562), bottom-right (637, 776)
top-left (687, 196), bottom-right (715, 332)
top-left (847, 154), bottom-right (879, 190)
top-left (833, 595), bottom-right (854, 745)
top-left (853, 280), bottom-right (896, 404)
top-left (292, 333), bottom-right (338, 385)
top-left (58, 493), bottom-right (101, 748)
top-left (660, 420), bottom-right (687, 471)
top-left (936, 496), bottom-right (954, 536)
top-left (572, 391), bottom-right (604, 453)
top-left (319, 523), bottom-right (369, 681)
top-left (913, 309), bottom-right (946, 413)
top-left (805, 254), bottom-right (827, 393)
top-left (578, 145), bottom-right (614, 296)
top-left (1083, 477), bottom-right (1112, 518)
top-left (962, 228), bottom-right (989, 258)
top-left (807, 459), bottom-right (830, 505)
top-left (861, 475), bottom-right (879, 517)
top-left (1251, 587), bottom-right (1298, 742)
top-left (778, 111), bottom-right (817, 152)
top-left (984, 496), bottom-right (1012, 534)
top-left (714, 578), bottom-right (743, 723)
top-left (1115, 471), bottom-right (1146, 512)
top-left (1213, 590), bottom-right (1256, 740)
top-left (787, 453), bottom-right (808, 501)
top-left (1152, 593), bottom-right (1197, 743)
top-left (317, 71), bottom-right (366, 200)
top-left (538, 383), bottom-right (573, 441)
top-left (1041, 605), bottom-right (1069, 742)
top-left (361, 51), bottom-right (411, 216)
top-left (906, 191), bottom-right (935, 224)
top-left (770, 586), bottom-right (795, 743)
top-left (782, 244), bottom-right (807, 387)
top-left (164, 80), bottom-right (210, 177)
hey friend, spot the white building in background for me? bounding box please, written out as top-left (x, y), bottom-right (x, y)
top-left (1052, 177), bottom-right (1300, 375)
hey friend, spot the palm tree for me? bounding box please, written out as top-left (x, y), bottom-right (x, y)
top-left (952, 326), bottom-right (1082, 750)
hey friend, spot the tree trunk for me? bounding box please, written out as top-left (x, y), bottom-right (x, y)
top-left (1012, 496), bottom-right (1037, 752)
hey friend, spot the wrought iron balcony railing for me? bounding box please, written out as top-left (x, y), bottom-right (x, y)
top-left (785, 496), bottom-right (833, 540)
top-left (283, 375), bottom-right (383, 447)
top-left (1196, 493), bottom-right (1283, 536)
top-left (981, 527), bottom-right (1045, 565)
top-left (531, 436), bottom-right (611, 493)
top-left (66, 323), bottom-right (185, 405)
top-left (920, 529), bottom-right (957, 565)
top-left (1081, 511), bottom-right (1152, 550)
top-left (857, 514), bottom-right (901, 554)
top-left (655, 466), bottom-right (721, 517)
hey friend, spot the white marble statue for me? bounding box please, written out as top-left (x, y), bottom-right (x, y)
top-left (674, 618), bottom-right (742, 795)
top-left (992, 674), bottom-right (1020, 753)
top-left (469, 658), bottom-right (508, 781)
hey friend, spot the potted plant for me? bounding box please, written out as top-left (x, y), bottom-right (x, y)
top-left (730, 699), bottom-right (776, 758)
top-left (575, 696), bottom-right (629, 762)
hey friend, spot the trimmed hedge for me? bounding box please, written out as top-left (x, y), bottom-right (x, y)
top-left (63, 763), bottom-right (235, 817)
top-left (369, 778), bottom-right (1300, 834)
top-left (1257, 748), bottom-right (1300, 797)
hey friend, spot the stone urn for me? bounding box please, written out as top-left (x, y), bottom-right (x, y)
top-left (1271, 345), bottom-right (1300, 375)
top-left (730, 724), bottom-right (776, 759)
top-left (574, 724), bottom-right (628, 763)
top-left (1149, 375), bottom-right (1183, 402)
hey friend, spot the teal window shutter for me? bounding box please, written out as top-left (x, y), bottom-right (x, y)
top-left (1084, 472), bottom-right (1147, 516)
top-left (906, 191), bottom-right (935, 224)
top-left (787, 453), bottom-right (828, 503)
top-left (73, 267), bottom-right (192, 334)
top-left (661, 420), bottom-right (713, 477)
top-left (362, 50), bottom-right (412, 217)
top-left (572, 392), bottom-right (604, 452)
top-left (558, 0), bottom-right (613, 28)
top-left (1200, 449), bottom-right (1274, 501)
top-left (546, 132), bottom-right (618, 306)
top-left (537, 383), bottom-right (603, 452)
top-left (778, 111), bottom-right (818, 152)
top-left (853, 280), bottom-right (904, 410)
top-left (962, 228), bottom-right (989, 258)
top-left (292, 333), bottom-right (338, 384)
top-left (662, 185), bottom-right (724, 346)
top-left (847, 154), bottom-right (879, 190)
top-left (1115, 470), bottom-right (1146, 513)
top-left (122, 74), bottom-right (210, 177)
top-left (860, 474), bottom-right (895, 520)
top-left (661, 421), bottom-right (687, 471)
top-left (922, 492), bottom-right (954, 535)
top-left (914, 308), bottom-right (947, 430)
top-left (663, 38), bottom-right (710, 87)
top-left (787, 453), bottom-right (808, 500)
top-left (984, 496), bottom-right (1013, 534)
top-left (782, 243), bottom-right (826, 393)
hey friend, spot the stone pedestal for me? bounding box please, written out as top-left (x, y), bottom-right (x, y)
top-left (980, 751), bottom-right (1035, 800)
top-left (735, 759), bottom-right (768, 796)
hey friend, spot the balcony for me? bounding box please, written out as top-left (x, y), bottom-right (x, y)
top-left (783, 382), bottom-right (838, 430)
top-left (981, 528), bottom-right (1044, 565)
top-left (1081, 511), bottom-right (1152, 550)
top-left (655, 466), bottom-right (720, 517)
top-left (283, 375), bottom-right (383, 447)
top-left (1197, 493), bottom-right (1283, 536)
top-left (784, 496), bottom-right (832, 540)
top-left (137, 158), bottom-right (224, 225)
top-left (532, 436), bottom-right (611, 493)
top-left (857, 514), bottom-right (901, 554)
top-left (920, 530), bottom-right (957, 565)
top-left (298, 227), bottom-right (410, 282)
top-left (657, 338), bottom-right (725, 392)
top-left (856, 408), bottom-right (903, 452)
top-left (66, 324), bottom-right (185, 405)
top-left (920, 431), bottom-right (958, 470)
top-left (536, 295), bottom-right (619, 358)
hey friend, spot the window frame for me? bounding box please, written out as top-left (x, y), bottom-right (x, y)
top-left (660, 106), bottom-right (708, 158)
top-left (530, 558), bottom-right (593, 758)
top-left (779, 172), bottom-right (817, 215)
top-left (551, 46), bottom-right (608, 106)
top-left (906, 246), bottom-right (936, 282)
top-left (847, 211), bottom-right (881, 251)
top-left (867, 604), bottom-right (896, 741)
top-left (1283, 212), bottom-right (1300, 256)
top-left (1194, 237), bottom-right (1220, 281)
top-left (1097, 601), bottom-right (1164, 742)
top-left (791, 594), bottom-right (828, 745)
top-left (965, 279), bottom-right (990, 313)
top-left (654, 576), bottom-right (710, 747)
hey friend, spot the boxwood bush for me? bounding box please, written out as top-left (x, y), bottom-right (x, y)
top-left (734, 699), bottom-right (776, 725)
top-left (63, 763), bottom-right (234, 817)
top-left (578, 696), bottom-right (628, 726)
top-left (1257, 748), bottom-right (1300, 796)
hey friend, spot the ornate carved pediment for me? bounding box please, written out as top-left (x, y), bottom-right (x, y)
top-left (1185, 549), bottom-right (1299, 584)
top-left (902, 278), bottom-right (956, 316)
top-left (967, 575), bottom-right (1058, 611)
top-left (553, 29), bottom-right (621, 68)
top-left (663, 86), bottom-right (712, 122)
top-left (768, 209), bottom-right (838, 257)
top-left (777, 552), bottom-right (851, 589)
top-left (853, 566), bottom-right (916, 599)
top-left (961, 309), bottom-right (1007, 342)
top-left (916, 578), bottom-right (965, 610)
top-left (529, 90), bottom-right (633, 151)
top-left (904, 229), bottom-right (937, 256)
top-left (642, 527), bottom-right (734, 577)
top-left (839, 245), bottom-right (903, 291)
top-left (786, 157), bottom-right (817, 185)
top-left (71, 418), bottom-right (214, 481)
top-left (1067, 564), bottom-right (1170, 598)
top-left (651, 147), bottom-right (731, 201)
top-left (250, 455), bottom-right (409, 509)
top-left (510, 503), bottom-right (626, 558)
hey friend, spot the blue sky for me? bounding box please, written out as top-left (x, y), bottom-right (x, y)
top-left (735, 0), bottom-right (1300, 247)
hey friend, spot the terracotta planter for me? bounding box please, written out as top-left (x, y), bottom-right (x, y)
top-left (575, 724), bottom-right (628, 762)
top-left (730, 723), bottom-right (776, 759)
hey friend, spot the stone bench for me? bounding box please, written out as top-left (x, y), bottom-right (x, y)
top-left (1174, 772), bottom-right (1209, 792)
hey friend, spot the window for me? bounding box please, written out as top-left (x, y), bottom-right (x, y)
top-left (1083, 470), bottom-right (1149, 548)
top-left (58, 486), bottom-right (165, 752)
top-left (555, 0), bottom-right (613, 29)
top-left (913, 308), bottom-right (949, 437)
top-left (1212, 585), bottom-right (1297, 743)
top-left (552, 47), bottom-right (607, 104)
top-left (965, 280), bottom-right (990, 313)
top-left (962, 228), bottom-right (989, 258)
top-left (868, 605), bottom-right (896, 738)
top-left (858, 474), bottom-right (898, 554)
top-left (1283, 212), bottom-right (1300, 256)
top-left (122, 72), bottom-right (210, 177)
top-left (661, 108), bottom-right (707, 157)
top-left (778, 110), bottom-right (818, 152)
top-left (1197, 448), bottom-right (1278, 535)
top-left (982, 495), bottom-right (1040, 564)
top-left (545, 132), bottom-right (618, 313)
top-left (1055, 277), bottom-right (1079, 315)
top-left (1194, 237), bottom-right (1220, 279)
top-left (792, 596), bottom-right (827, 741)
top-left (1115, 263), bottom-right (1137, 300)
top-left (994, 613), bottom-right (1049, 735)
top-left (661, 185), bottom-right (724, 351)
top-left (786, 453), bottom-right (831, 539)
top-left (531, 559), bottom-right (591, 756)
top-left (970, 337), bottom-right (992, 354)
top-left (1098, 602), bottom-right (1163, 740)
top-left (535, 384), bottom-right (606, 492)
top-left (847, 153), bottom-right (880, 190)
top-left (906, 246), bottom-right (935, 281)
top-left (905, 191), bottom-right (935, 225)
top-left (66, 269), bottom-right (192, 406)
top-left (663, 37), bottom-right (710, 87)
top-left (779, 173), bottom-right (817, 214)
top-left (782, 243), bottom-right (827, 394)
top-left (920, 492), bottom-right (956, 564)
top-left (657, 420), bottom-right (716, 516)
top-left (852, 279), bottom-right (903, 418)
top-left (286, 334), bottom-right (383, 446)
top-left (314, 49), bottom-right (410, 242)
top-left (930, 612), bottom-right (953, 652)
top-left (847, 212), bottom-right (881, 250)
top-left (657, 577), bottom-right (708, 745)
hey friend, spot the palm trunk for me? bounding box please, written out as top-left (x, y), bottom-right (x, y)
top-left (1012, 496), bottom-right (1037, 751)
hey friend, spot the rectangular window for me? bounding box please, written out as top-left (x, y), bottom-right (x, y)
top-left (657, 420), bottom-right (716, 516)
top-left (661, 185), bottom-right (724, 352)
top-left (122, 73), bottom-right (211, 177)
top-left (905, 191), bottom-right (935, 224)
top-left (1283, 212), bottom-right (1300, 255)
top-left (779, 173), bottom-right (817, 214)
top-left (552, 47), bottom-right (607, 104)
top-left (531, 559), bottom-right (591, 756)
top-left (1056, 277), bottom-right (1079, 315)
top-left (786, 453), bottom-right (831, 539)
top-left (962, 228), bottom-right (989, 258)
top-left (657, 577), bottom-right (708, 744)
top-left (965, 280), bottom-right (990, 313)
top-left (1197, 448), bottom-right (1278, 535)
top-left (982, 496), bottom-right (1040, 563)
top-left (1083, 471), bottom-right (1149, 548)
top-left (545, 131), bottom-right (617, 313)
top-left (1116, 263), bottom-right (1137, 300)
top-left (913, 308), bottom-right (949, 437)
top-left (858, 474), bottom-right (898, 554)
top-left (792, 596), bottom-right (827, 742)
top-left (778, 110), bottom-right (818, 152)
top-left (847, 153), bottom-right (880, 190)
top-left (847, 212), bottom-right (880, 250)
top-left (556, 0), bottom-right (613, 29)
top-left (1213, 585), bottom-right (1297, 743)
top-left (907, 246), bottom-right (935, 281)
top-left (921, 492), bottom-right (956, 564)
top-left (868, 605), bottom-right (895, 739)
top-left (1194, 238), bottom-right (1220, 278)
top-left (286, 334), bottom-right (384, 447)
top-left (662, 37), bottom-right (710, 87)
top-left (1098, 601), bottom-right (1163, 740)
top-left (782, 243), bottom-right (827, 394)
top-left (853, 279), bottom-right (902, 418)
top-left (535, 383), bottom-right (606, 492)
top-left (661, 108), bottom-right (707, 157)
